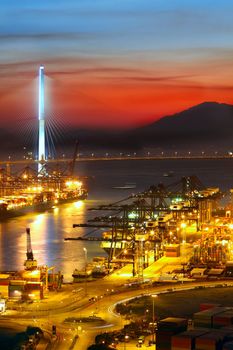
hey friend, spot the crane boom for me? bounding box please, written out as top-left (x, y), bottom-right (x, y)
top-left (70, 140), bottom-right (79, 176)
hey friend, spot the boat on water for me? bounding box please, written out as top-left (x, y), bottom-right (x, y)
top-left (112, 183), bottom-right (136, 190)
top-left (163, 171), bottom-right (174, 177)
top-left (72, 265), bottom-right (93, 279)
top-left (72, 257), bottom-right (109, 281)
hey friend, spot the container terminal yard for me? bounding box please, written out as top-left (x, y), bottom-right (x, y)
top-left (2, 173), bottom-right (233, 349)
top-left (71, 175), bottom-right (229, 281)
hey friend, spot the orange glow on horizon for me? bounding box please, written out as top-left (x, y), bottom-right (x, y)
top-left (1, 68), bottom-right (233, 128)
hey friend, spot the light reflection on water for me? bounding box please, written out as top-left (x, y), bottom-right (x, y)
top-left (1, 159), bottom-right (233, 281)
top-left (0, 200), bottom-right (107, 282)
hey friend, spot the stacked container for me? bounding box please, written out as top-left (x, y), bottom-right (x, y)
top-left (200, 304), bottom-right (221, 312)
top-left (171, 329), bottom-right (210, 350)
top-left (213, 311), bottom-right (233, 329)
top-left (194, 308), bottom-right (230, 328)
top-left (157, 317), bottom-right (188, 350)
top-left (195, 329), bottom-right (233, 350)
top-left (0, 275), bottom-right (10, 298)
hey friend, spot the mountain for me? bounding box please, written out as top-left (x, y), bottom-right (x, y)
top-left (1, 101), bottom-right (233, 157)
top-left (133, 101), bottom-right (233, 149)
top-left (62, 102), bottom-right (233, 152)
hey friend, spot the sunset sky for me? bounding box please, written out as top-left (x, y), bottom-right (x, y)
top-left (1, 0), bottom-right (233, 128)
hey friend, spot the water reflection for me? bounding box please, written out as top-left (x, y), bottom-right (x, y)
top-left (0, 199), bottom-right (106, 281)
top-left (1, 159), bottom-right (233, 281)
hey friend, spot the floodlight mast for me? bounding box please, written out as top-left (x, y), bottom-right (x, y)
top-left (38, 65), bottom-right (45, 174)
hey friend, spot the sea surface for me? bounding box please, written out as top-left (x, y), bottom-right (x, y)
top-left (1, 159), bottom-right (233, 282)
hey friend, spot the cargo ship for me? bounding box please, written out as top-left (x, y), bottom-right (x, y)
top-left (0, 169), bottom-right (87, 220)
top-left (72, 257), bottom-right (109, 281)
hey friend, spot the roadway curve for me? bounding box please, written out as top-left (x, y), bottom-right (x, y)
top-left (3, 280), bottom-right (233, 349)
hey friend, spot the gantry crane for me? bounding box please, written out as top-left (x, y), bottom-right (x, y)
top-left (73, 176), bottom-right (223, 276)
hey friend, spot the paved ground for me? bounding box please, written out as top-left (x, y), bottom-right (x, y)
top-left (3, 252), bottom-right (233, 350)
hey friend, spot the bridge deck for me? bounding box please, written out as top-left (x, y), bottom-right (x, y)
top-left (1, 155), bottom-right (233, 165)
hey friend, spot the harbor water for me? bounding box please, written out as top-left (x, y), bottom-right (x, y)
top-left (0, 159), bottom-right (233, 281)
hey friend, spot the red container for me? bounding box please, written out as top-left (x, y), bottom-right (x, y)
top-left (213, 312), bottom-right (233, 328)
top-left (200, 304), bottom-right (221, 312)
top-left (172, 330), bottom-right (210, 350)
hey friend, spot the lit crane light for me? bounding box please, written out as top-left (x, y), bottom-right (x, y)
top-left (26, 186), bottom-right (43, 193)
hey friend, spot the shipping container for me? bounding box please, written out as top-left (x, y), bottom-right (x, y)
top-left (200, 304), bottom-right (221, 312)
top-left (158, 318), bottom-right (188, 331)
top-left (0, 285), bottom-right (9, 298)
top-left (165, 245), bottom-right (180, 257)
top-left (157, 319), bottom-right (188, 350)
top-left (10, 280), bottom-right (26, 286)
top-left (0, 274), bottom-right (10, 279)
top-left (213, 311), bottom-right (233, 328)
top-left (0, 279), bottom-right (10, 286)
top-left (172, 330), bottom-right (210, 350)
top-left (196, 330), bottom-right (229, 350)
top-left (194, 307), bottom-right (230, 328)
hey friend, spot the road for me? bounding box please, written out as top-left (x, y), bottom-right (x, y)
top-left (3, 272), bottom-right (233, 349)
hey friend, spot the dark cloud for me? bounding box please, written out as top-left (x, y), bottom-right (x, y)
top-left (48, 67), bottom-right (142, 77)
top-left (0, 32), bottom-right (93, 42)
top-left (0, 57), bottom-right (99, 78)
top-left (110, 74), bottom-right (196, 83)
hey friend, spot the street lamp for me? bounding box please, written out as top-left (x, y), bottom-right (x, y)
top-left (180, 222), bottom-right (187, 244)
top-left (83, 247), bottom-right (87, 296)
top-left (124, 335), bottom-right (129, 350)
top-left (151, 294), bottom-right (158, 346)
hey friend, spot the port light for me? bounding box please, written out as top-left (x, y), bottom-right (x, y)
top-left (128, 212), bottom-right (138, 219)
top-left (30, 270), bottom-right (40, 277)
top-left (27, 186), bottom-right (43, 192)
top-left (28, 293), bottom-right (35, 298)
top-left (65, 180), bottom-right (82, 189)
top-left (14, 290), bottom-right (22, 296)
top-left (0, 299), bottom-right (6, 312)
top-left (172, 197), bottom-right (182, 203)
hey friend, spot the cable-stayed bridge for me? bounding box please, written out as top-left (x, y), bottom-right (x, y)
top-left (0, 153), bottom-right (233, 166)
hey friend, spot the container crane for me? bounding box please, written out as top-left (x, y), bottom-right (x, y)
top-left (24, 228), bottom-right (38, 270)
top-left (69, 140), bottom-right (79, 177)
top-left (72, 176), bottom-right (223, 276)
